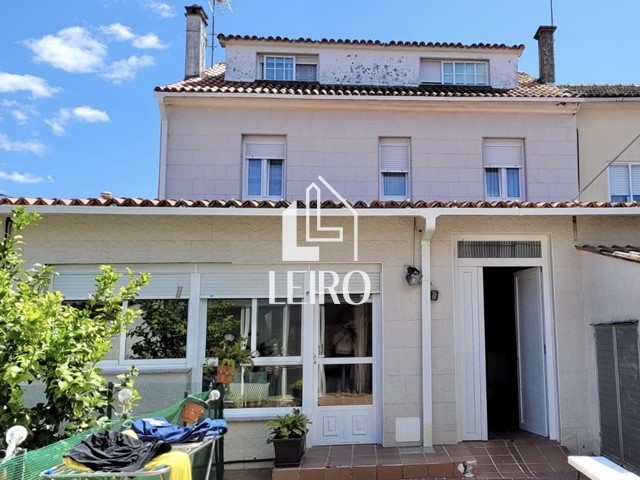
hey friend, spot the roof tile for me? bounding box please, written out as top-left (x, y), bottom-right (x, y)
top-left (155, 64), bottom-right (575, 99)
top-left (576, 245), bottom-right (640, 264)
top-left (561, 84), bottom-right (640, 98)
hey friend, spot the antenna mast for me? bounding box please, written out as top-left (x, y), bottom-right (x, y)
top-left (208, 0), bottom-right (233, 68)
top-left (550, 0), bottom-right (554, 26)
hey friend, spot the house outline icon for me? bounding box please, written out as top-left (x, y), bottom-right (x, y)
top-left (282, 176), bottom-right (358, 262)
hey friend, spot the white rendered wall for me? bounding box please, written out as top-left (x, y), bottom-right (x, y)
top-left (223, 42), bottom-right (520, 88)
top-left (162, 102), bottom-right (578, 202)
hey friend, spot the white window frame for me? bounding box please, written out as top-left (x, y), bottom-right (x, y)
top-left (243, 136), bottom-right (286, 200)
top-left (420, 58), bottom-right (490, 86)
top-left (379, 137), bottom-right (411, 200)
top-left (608, 163), bottom-right (640, 202)
top-left (205, 297), bottom-right (303, 418)
top-left (483, 138), bottom-right (525, 201)
top-left (259, 55), bottom-right (318, 82)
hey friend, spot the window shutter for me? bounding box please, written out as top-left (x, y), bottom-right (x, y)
top-left (610, 165), bottom-right (631, 196)
top-left (483, 138), bottom-right (524, 167)
top-left (420, 60), bottom-right (441, 83)
top-left (631, 165), bottom-right (640, 196)
top-left (244, 136), bottom-right (286, 159)
top-left (380, 139), bottom-right (410, 172)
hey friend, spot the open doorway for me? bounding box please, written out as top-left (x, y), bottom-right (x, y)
top-left (483, 267), bottom-right (548, 438)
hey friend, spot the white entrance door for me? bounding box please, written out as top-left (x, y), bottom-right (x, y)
top-left (514, 268), bottom-right (548, 436)
top-left (313, 297), bottom-right (376, 445)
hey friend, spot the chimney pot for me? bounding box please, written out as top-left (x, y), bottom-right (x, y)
top-left (534, 25), bottom-right (557, 84)
top-left (184, 5), bottom-right (208, 79)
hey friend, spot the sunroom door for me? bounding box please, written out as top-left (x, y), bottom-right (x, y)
top-left (313, 296), bottom-right (376, 445)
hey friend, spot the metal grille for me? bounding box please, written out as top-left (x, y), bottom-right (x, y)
top-left (457, 240), bottom-right (542, 258)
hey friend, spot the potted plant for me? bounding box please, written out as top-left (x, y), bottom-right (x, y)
top-left (266, 408), bottom-right (311, 467)
top-left (291, 379), bottom-right (303, 401)
top-left (212, 335), bottom-right (254, 384)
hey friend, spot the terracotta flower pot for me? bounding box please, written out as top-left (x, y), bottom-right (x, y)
top-left (216, 364), bottom-right (237, 384)
top-left (182, 396), bottom-right (209, 424)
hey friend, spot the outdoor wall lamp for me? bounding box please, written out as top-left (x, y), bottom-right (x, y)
top-left (430, 284), bottom-right (440, 302)
top-left (405, 266), bottom-right (423, 286)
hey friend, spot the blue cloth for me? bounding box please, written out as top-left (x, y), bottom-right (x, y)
top-left (132, 418), bottom-right (228, 444)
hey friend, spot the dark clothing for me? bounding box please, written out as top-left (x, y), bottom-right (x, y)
top-left (64, 430), bottom-right (171, 472)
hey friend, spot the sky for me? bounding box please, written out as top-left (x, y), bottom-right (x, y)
top-left (0, 0), bottom-right (639, 199)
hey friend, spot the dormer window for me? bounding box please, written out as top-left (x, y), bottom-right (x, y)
top-left (420, 60), bottom-right (488, 86)
top-left (259, 54), bottom-right (318, 82)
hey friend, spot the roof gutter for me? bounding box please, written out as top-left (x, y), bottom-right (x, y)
top-left (1, 205), bottom-right (639, 218)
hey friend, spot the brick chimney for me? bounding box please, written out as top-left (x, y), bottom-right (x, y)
top-left (534, 25), bottom-right (557, 84)
top-left (184, 5), bottom-right (208, 79)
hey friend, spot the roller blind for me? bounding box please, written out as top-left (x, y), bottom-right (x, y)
top-left (244, 136), bottom-right (286, 159)
top-left (483, 138), bottom-right (524, 168)
top-left (380, 139), bottom-right (410, 172)
top-left (52, 273), bottom-right (191, 299)
top-left (419, 60), bottom-right (441, 83)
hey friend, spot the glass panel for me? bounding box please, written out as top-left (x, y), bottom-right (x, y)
top-left (382, 172), bottom-right (407, 197)
top-left (205, 299), bottom-right (252, 358)
top-left (64, 300), bottom-right (120, 361)
top-left (125, 299), bottom-right (188, 359)
top-left (631, 165), bottom-right (640, 199)
top-left (318, 364), bottom-right (372, 406)
top-left (485, 168), bottom-right (500, 198)
top-left (296, 64), bottom-right (317, 81)
top-left (611, 194), bottom-right (630, 202)
top-left (476, 63), bottom-right (488, 84)
top-left (256, 300), bottom-right (302, 357)
top-left (322, 300), bottom-right (373, 359)
top-left (225, 365), bottom-right (303, 408)
top-left (443, 63), bottom-right (453, 84)
top-left (247, 159), bottom-right (262, 196)
top-left (506, 168), bottom-right (521, 198)
top-left (267, 160), bottom-right (283, 197)
top-left (455, 63), bottom-right (464, 74)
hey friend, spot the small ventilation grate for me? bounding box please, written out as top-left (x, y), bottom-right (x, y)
top-left (458, 240), bottom-right (542, 258)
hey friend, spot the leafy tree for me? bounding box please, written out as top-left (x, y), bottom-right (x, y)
top-left (127, 300), bottom-right (189, 359)
top-left (0, 208), bottom-right (149, 447)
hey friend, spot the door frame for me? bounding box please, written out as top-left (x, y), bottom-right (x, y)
top-left (307, 293), bottom-right (382, 446)
top-left (453, 234), bottom-right (559, 442)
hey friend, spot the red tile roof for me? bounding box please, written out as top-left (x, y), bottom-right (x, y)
top-left (562, 84), bottom-right (640, 98)
top-left (217, 34), bottom-right (525, 52)
top-left (1, 197), bottom-right (639, 210)
top-left (155, 65), bottom-right (575, 99)
top-left (576, 245), bottom-right (640, 264)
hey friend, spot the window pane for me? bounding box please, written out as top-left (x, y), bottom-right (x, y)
top-left (506, 168), bottom-right (521, 198)
top-left (631, 165), bottom-right (640, 198)
top-left (476, 63), bottom-right (488, 84)
top-left (226, 365), bottom-right (303, 408)
top-left (205, 299), bottom-right (252, 358)
top-left (443, 63), bottom-right (453, 75)
top-left (611, 195), bottom-right (630, 202)
top-left (247, 159), bottom-right (262, 196)
top-left (485, 168), bottom-right (500, 198)
top-left (455, 63), bottom-right (464, 74)
top-left (318, 364), bottom-right (372, 406)
top-left (382, 172), bottom-right (407, 197)
top-left (126, 299), bottom-right (189, 359)
top-left (443, 73), bottom-right (454, 84)
top-left (256, 300), bottom-right (302, 357)
top-left (268, 160), bottom-right (283, 197)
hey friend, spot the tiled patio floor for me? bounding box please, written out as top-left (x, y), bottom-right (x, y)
top-left (226, 436), bottom-right (577, 480)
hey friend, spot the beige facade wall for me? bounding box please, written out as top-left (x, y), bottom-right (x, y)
top-left (162, 101), bottom-right (578, 203)
top-left (576, 103), bottom-right (640, 201)
top-left (17, 211), bottom-right (638, 457)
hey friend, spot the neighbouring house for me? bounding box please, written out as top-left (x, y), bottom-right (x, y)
top-left (3, 6), bottom-right (640, 468)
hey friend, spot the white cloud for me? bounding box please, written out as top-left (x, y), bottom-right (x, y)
top-left (12, 110), bottom-right (29, 124)
top-left (1, 100), bottom-right (39, 125)
top-left (100, 55), bottom-right (154, 84)
top-left (25, 27), bottom-right (107, 73)
top-left (140, 0), bottom-right (176, 18)
top-left (0, 133), bottom-right (46, 156)
top-left (101, 23), bottom-right (135, 41)
top-left (46, 105), bottom-right (110, 136)
top-left (0, 170), bottom-right (52, 184)
top-left (0, 72), bottom-right (60, 98)
top-left (132, 33), bottom-right (167, 50)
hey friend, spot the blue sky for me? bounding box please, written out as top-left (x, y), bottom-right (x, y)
top-left (0, 0), bottom-right (639, 199)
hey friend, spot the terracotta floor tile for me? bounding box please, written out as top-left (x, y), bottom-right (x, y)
top-left (377, 464), bottom-right (402, 480)
top-left (493, 455), bottom-right (517, 464)
top-left (299, 468), bottom-right (325, 480)
top-left (403, 463), bottom-right (429, 478)
top-left (272, 468), bottom-right (301, 480)
top-left (428, 463), bottom-right (453, 478)
top-left (475, 454), bottom-right (494, 465)
top-left (351, 466), bottom-right (376, 480)
top-left (487, 446), bottom-right (511, 455)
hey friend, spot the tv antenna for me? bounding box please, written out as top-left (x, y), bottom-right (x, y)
top-left (207, 0), bottom-right (233, 68)
top-left (550, 0), bottom-right (554, 26)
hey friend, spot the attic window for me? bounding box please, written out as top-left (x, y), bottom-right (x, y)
top-left (259, 54), bottom-right (318, 82)
top-left (420, 60), bottom-right (488, 86)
